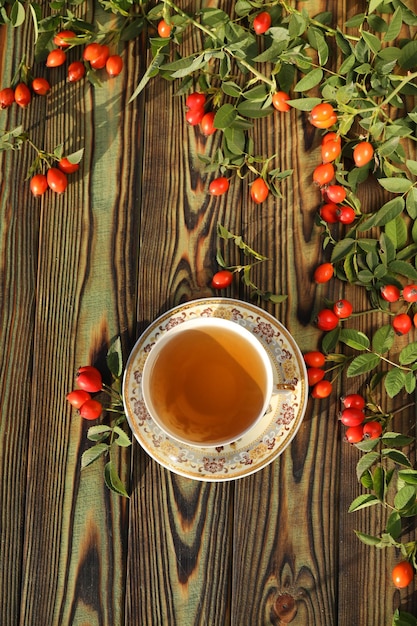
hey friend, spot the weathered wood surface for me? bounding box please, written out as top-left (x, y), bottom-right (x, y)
top-left (1, 1), bottom-right (416, 625)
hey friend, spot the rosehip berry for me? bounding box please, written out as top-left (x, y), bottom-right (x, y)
top-left (392, 313), bottom-right (412, 335)
top-left (304, 351), bottom-right (326, 368)
top-left (209, 176), bottom-right (229, 196)
top-left (402, 284), bottom-right (417, 302)
top-left (392, 561), bottom-right (414, 589)
top-left (106, 55), bottom-right (123, 77)
top-left (0, 87), bottom-right (15, 108)
top-left (32, 77), bottom-right (51, 96)
top-left (319, 203), bottom-right (339, 224)
top-left (316, 308), bottom-right (339, 331)
top-left (90, 44), bottom-right (110, 70)
top-left (311, 379), bottom-right (333, 399)
top-left (53, 30), bottom-right (76, 47)
top-left (47, 167), bottom-right (68, 193)
top-left (66, 389), bottom-right (91, 409)
top-left (336, 205), bottom-right (356, 224)
top-left (333, 299), bottom-right (353, 319)
top-left (313, 162), bottom-right (334, 186)
top-left (344, 425), bottom-right (364, 444)
top-left (68, 61), bottom-right (86, 83)
top-left (200, 111), bottom-right (217, 136)
top-left (340, 407), bottom-right (365, 427)
top-left (325, 185), bottom-right (346, 204)
top-left (363, 421), bottom-right (383, 440)
top-left (380, 284), bottom-right (401, 303)
top-left (272, 91), bottom-right (291, 112)
top-left (250, 177), bottom-right (269, 204)
top-left (30, 173), bottom-right (48, 197)
top-left (211, 270), bottom-right (233, 289)
top-left (186, 107), bottom-right (205, 126)
top-left (76, 365), bottom-right (102, 392)
top-left (79, 399), bottom-right (103, 420)
top-left (321, 133), bottom-right (341, 162)
top-left (253, 11), bottom-right (272, 35)
top-left (46, 48), bottom-right (67, 67)
top-left (353, 141), bottom-right (374, 167)
top-left (313, 262), bottom-right (334, 284)
top-left (307, 367), bottom-right (325, 386)
top-left (157, 19), bottom-right (172, 38)
top-left (14, 83), bottom-right (31, 107)
top-left (185, 92), bottom-right (206, 110)
top-left (341, 393), bottom-right (365, 410)
top-left (83, 42), bottom-right (102, 62)
top-left (58, 157), bottom-right (80, 174)
top-left (309, 103), bottom-right (337, 129)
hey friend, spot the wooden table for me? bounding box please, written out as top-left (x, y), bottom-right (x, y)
top-left (1, 1), bottom-right (416, 624)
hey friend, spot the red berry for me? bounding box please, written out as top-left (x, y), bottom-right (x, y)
top-left (325, 185), bottom-right (346, 204)
top-left (392, 561), bottom-right (414, 589)
top-left (353, 141), bottom-right (374, 167)
top-left (157, 19), bottom-right (172, 38)
top-left (316, 309), bottom-right (339, 331)
top-left (341, 393), bottom-right (365, 410)
top-left (47, 167), bottom-right (68, 193)
top-left (46, 48), bottom-right (67, 68)
top-left (333, 299), bottom-right (353, 319)
top-left (0, 87), bottom-right (15, 108)
top-left (76, 365), bottom-right (102, 392)
top-left (66, 389), bottom-right (91, 409)
top-left (304, 351), bottom-right (326, 368)
top-left (186, 107), bottom-right (205, 126)
top-left (79, 399), bottom-right (103, 420)
top-left (307, 367), bottom-right (325, 386)
top-left (319, 203), bottom-right (339, 224)
top-left (68, 61), bottom-right (86, 83)
top-left (106, 54), bottom-right (123, 77)
top-left (313, 162), bottom-right (334, 186)
top-left (340, 407), bottom-right (365, 427)
top-left (321, 133), bottom-right (341, 162)
top-left (402, 284), bottom-right (417, 302)
top-left (32, 77), bottom-right (51, 96)
top-left (30, 173), bottom-right (48, 196)
top-left (185, 92), bottom-right (206, 110)
top-left (392, 313), bottom-right (412, 335)
top-left (90, 44), bottom-right (110, 69)
top-left (344, 425), bottom-right (364, 444)
top-left (14, 83), bottom-right (31, 107)
top-left (309, 103), bottom-right (337, 128)
top-left (380, 284), bottom-right (401, 302)
top-left (209, 176), bottom-right (229, 196)
top-left (200, 111), bottom-right (217, 136)
top-left (313, 262), bottom-right (334, 284)
top-left (363, 421), bottom-right (383, 440)
top-left (250, 177), bottom-right (269, 204)
top-left (272, 91), bottom-right (291, 112)
top-left (253, 11), bottom-right (271, 35)
top-left (211, 270), bottom-right (233, 290)
top-left (336, 205), bottom-right (356, 224)
top-left (53, 30), bottom-right (76, 47)
top-left (311, 379), bottom-right (333, 398)
top-left (58, 157), bottom-right (80, 174)
top-left (83, 42), bottom-right (102, 62)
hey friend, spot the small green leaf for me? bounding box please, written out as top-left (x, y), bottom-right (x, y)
top-left (87, 425), bottom-right (112, 441)
top-left (331, 238), bottom-right (356, 263)
top-left (383, 6), bottom-right (403, 42)
top-left (394, 485), bottom-right (417, 512)
top-left (382, 432), bottom-right (414, 447)
top-left (285, 97), bottom-right (322, 111)
top-left (348, 493), bottom-right (380, 512)
top-left (294, 68), bottom-right (323, 92)
top-left (386, 511), bottom-right (402, 540)
top-left (399, 342), bottom-right (417, 365)
top-left (347, 353), bottom-right (380, 377)
top-left (399, 40), bottom-right (417, 71)
top-left (381, 448), bottom-right (412, 467)
top-left (378, 177), bottom-right (413, 194)
top-left (372, 325), bottom-right (395, 354)
top-left (356, 451), bottom-right (380, 481)
top-left (384, 368), bottom-right (407, 398)
top-left (398, 469), bottom-right (417, 485)
top-left (81, 443), bottom-right (109, 468)
top-left (113, 426), bottom-right (132, 447)
top-left (107, 336), bottom-right (123, 378)
top-left (104, 461), bottom-right (129, 497)
top-left (11, 0), bottom-right (25, 27)
top-left (339, 328), bottom-right (370, 351)
top-left (354, 530), bottom-right (382, 546)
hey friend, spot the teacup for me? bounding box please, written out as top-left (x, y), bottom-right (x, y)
top-left (141, 317), bottom-right (273, 447)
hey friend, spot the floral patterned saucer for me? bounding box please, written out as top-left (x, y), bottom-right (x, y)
top-left (123, 298), bottom-right (308, 481)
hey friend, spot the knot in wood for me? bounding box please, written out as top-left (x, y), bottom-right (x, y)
top-left (273, 592), bottom-right (297, 623)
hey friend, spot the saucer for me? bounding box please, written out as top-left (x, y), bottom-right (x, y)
top-left (122, 298), bottom-right (308, 481)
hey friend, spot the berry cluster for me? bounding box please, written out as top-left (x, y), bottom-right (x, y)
top-left (303, 350), bottom-right (332, 399)
top-left (380, 283), bottom-right (417, 335)
top-left (66, 366), bottom-right (103, 421)
top-left (339, 393), bottom-right (382, 444)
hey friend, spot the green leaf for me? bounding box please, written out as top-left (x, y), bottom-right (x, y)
top-left (399, 40), bottom-right (417, 70)
top-left (356, 451), bottom-right (380, 481)
top-left (113, 426), bottom-right (132, 447)
top-left (374, 197), bottom-right (405, 226)
top-left (384, 368), bottom-right (407, 398)
top-left (372, 325), bottom-right (395, 354)
top-left (338, 328), bottom-right (370, 351)
top-left (347, 353), bottom-right (380, 377)
top-left (399, 342), bottom-right (417, 365)
top-left (214, 103), bottom-right (237, 129)
top-left (386, 511), bottom-right (402, 540)
top-left (104, 461), bottom-right (129, 497)
top-left (81, 443), bottom-right (109, 468)
top-left (285, 97), bottom-right (322, 111)
top-left (321, 327), bottom-right (340, 354)
top-left (394, 485), bottom-right (416, 512)
top-left (348, 493), bottom-right (380, 512)
top-left (383, 6), bottom-right (403, 42)
top-left (236, 100), bottom-right (272, 118)
top-left (361, 30), bottom-right (381, 54)
top-left (129, 51), bottom-right (165, 103)
top-left (221, 81), bottom-right (241, 98)
top-left (406, 187), bottom-right (417, 219)
top-left (331, 238), bottom-right (356, 263)
top-left (392, 608), bottom-right (417, 626)
top-left (223, 127), bottom-right (246, 155)
top-left (389, 259), bottom-right (417, 281)
top-left (381, 448), bottom-right (412, 467)
top-left (398, 469), bottom-right (417, 485)
top-left (378, 177), bottom-right (413, 194)
top-left (107, 336), bottom-right (123, 378)
top-left (354, 530), bottom-right (382, 546)
top-left (87, 425), bottom-right (112, 441)
top-left (11, 0), bottom-right (25, 27)
top-left (294, 68), bottom-right (323, 92)
top-left (382, 432), bottom-right (414, 447)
